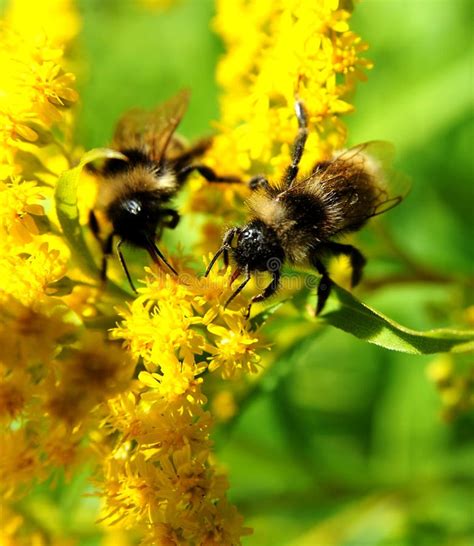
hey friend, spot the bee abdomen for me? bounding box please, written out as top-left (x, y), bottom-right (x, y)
top-left (281, 192), bottom-right (328, 236)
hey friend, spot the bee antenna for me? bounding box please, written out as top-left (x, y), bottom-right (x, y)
top-left (204, 227), bottom-right (240, 278)
top-left (146, 238), bottom-right (178, 276)
top-left (205, 247), bottom-right (225, 277)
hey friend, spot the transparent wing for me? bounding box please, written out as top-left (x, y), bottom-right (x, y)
top-left (310, 140), bottom-right (411, 223)
top-left (112, 89), bottom-right (190, 162)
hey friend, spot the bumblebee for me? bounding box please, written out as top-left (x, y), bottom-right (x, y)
top-left (206, 99), bottom-right (409, 316)
top-left (89, 89), bottom-right (238, 292)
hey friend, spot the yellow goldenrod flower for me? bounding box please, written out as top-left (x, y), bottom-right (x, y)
top-left (207, 313), bottom-right (263, 379)
top-left (97, 262), bottom-right (264, 543)
top-left (211, 389), bottom-right (237, 422)
top-left (0, 238), bottom-right (69, 306)
top-left (5, 0), bottom-right (81, 47)
top-left (0, 0), bottom-right (376, 543)
top-left (0, 177), bottom-right (45, 244)
top-left (96, 382), bottom-right (250, 544)
top-left (0, 428), bottom-right (43, 499)
top-left (0, 368), bottom-right (31, 423)
top-left (0, 26), bottom-right (78, 173)
top-left (0, 297), bottom-right (75, 368)
top-left (45, 331), bottom-right (135, 426)
top-left (207, 0), bottom-right (372, 180)
top-left (112, 264), bottom-right (266, 381)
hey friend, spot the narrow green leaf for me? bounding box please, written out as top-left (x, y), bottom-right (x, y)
top-left (249, 300), bottom-right (285, 331)
top-left (320, 284), bottom-right (474, 354)
top-left (54, 148), bottom-right (127, 276)
top-left (46, 276), bottom-right (74, 296)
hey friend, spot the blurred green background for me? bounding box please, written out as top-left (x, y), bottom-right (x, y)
top-left (9, 0), bottom-right (474, 544)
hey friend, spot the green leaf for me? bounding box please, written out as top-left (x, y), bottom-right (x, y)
top-left (319, 284), bottom-right (474, 354)
top-left (249, 300), bottom-right (286, 331)
top-left (54, 148), bottom-right (127, 277)
top-left (46, 276), bottom-right (75, 296)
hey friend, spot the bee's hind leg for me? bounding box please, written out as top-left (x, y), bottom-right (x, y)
top-left (283, 99), bottom-right (309, 188)
top-left (310, 253), bottom-right (333, 316)
top-left (324, 242), bottom-right (367, 287)
top-left (177, 164), bottom-right (241, 185)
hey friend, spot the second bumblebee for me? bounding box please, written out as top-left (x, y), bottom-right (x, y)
top-left (90, 89), bottom-right (238, 292)
top-left (206, 99), bottom-right (409, 316)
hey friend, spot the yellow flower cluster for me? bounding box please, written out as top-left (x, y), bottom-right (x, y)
top-left (207, 0), bottom-right (372, 179)
top-left (1, 7), bottom-right (261, 541)
top-left (113, 266), bottom-right (263, 380)
top-left (0, 4), bottom-right (136, 543)
top-left (5, 0), bottom-right (81, 47)
top-left (1, 0), bottom-right (371, 543)
top-left (427, 355), bottom-right (474, 421)
top-left (0, 25), bottom-right (78, 178)
top-left (94, 266), bottom-right (261, 543)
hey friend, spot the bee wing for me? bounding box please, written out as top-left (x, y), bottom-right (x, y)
top-left (112, 89), bottom-right (190, 162)
top-left (312, 140), bottom-right (411, 222)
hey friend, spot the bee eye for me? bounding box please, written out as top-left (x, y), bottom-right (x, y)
top-left (240, 227), bottom-right (261, 243)
top-left (123, 199), bottom-right (142, 215)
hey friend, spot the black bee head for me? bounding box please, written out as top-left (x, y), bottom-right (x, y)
top-left (232, 220), bottom-right (285, 272)
top-left (108, 193), bottom-right (162, 248)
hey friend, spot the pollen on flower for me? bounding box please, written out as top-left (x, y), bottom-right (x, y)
top-left (0, 25), bottom-right (78, 173)
top-left (45, 332), bottom-right (135, 425)
top-left (0, 238), bottom-right (69, 306)
top-left (0, 0), bottom-right (377, 543)
top-left (5, 0), bottom-right (81, 47)
top-left (206, 0), bottom-right (372, 180)
top-left (208, 313), bottom-right (263, 379)
top-left (0, 369), bottom-right (30, 422)
top-left (101, 257), bottom-right (267, 543)
top-left (0, 177), bottom-right (45, 244)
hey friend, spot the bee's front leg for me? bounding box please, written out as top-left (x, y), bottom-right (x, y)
top-left (245, 268), bottom-right (281, 319)
top-left (161, 208), bottom-right (180, 229)
top-left (178, 164), bottom-right (241, 185)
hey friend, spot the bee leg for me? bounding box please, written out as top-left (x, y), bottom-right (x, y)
top-left (177, 164), bottom-right (241, 185)
top-left (88, 211), bottom-right (113, 289)
top-left (249, 175), bottom-right (271, 192)
top-left (161, 208), bottom-right (180, 229)
top-left (224, 268), bottom-right (251, 309)
top-left (204, 227), bottom-right (240, 277)
top-left (146, 238), bottom-right (178, 276)
top-left (88, 210), bottom-right (102, 244)
top-left (324, 242), bottom-right (367, 287)
top-left (245, 269), bottom-right (281, 319)
top-left (310, 254), bottom-right (333, 315)
top-left (116, 238), bottom-right (137, 294)
top-left (223, 247), bottom-right (230, 268)
top-left (283, 99), bottom-right (309, 188)
top-left (100, 233), bottom-right (114, 288)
